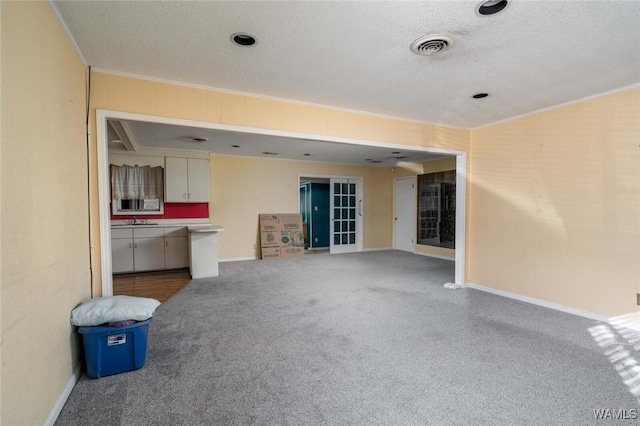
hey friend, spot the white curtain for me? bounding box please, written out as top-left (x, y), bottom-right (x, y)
top-left (110, 164), bottom-right (163, 200)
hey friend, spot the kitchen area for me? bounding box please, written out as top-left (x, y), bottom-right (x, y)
top-left (108, 136), bottom-right (223, 301)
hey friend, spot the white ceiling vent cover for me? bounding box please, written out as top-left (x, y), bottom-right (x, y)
top-left (410, 35), bottom-right (453, 56)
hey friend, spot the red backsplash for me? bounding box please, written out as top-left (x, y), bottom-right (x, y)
top-left (111, 203), bottom-right (209, 220)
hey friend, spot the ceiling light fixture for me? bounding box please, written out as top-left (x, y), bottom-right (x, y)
top-left (261, 152), bottom-right (279, 156)
top-left (192, 137), bottom-right (208, 142)
top-left (231, 33), bottom-right (257, 47)
top-left (231, 145), bottom-right (240, 148)
top-left (391, 151), bottom-right (401, 154)
top-left (303, 153), bottom-right (311, 156)
top-left (475, 0), bottom-right (509, 17)
top-left (472, 93), bottom-right (489, 99)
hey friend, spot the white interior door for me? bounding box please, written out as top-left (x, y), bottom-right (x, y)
top-left (394, 177), bottom-right (415, 252)
top-left (330, 178), bottom-right (363, 254)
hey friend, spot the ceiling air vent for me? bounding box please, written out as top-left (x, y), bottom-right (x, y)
top-left (410, 35), bottom-right (453, 56)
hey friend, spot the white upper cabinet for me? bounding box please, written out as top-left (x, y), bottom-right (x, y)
top-left (186, 159), bottom-right (210, 202)
top-left (165, 157), bottom-right (209, 203)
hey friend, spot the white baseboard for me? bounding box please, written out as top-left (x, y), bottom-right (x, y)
top-left (414, 251), bottom-right (455, 261)
top-left (219, 256), bottom-right (259, 262)
top-left (466, 282), bottom-right (609, 322)
top-left (363, 247), bottom-right (393, 252)
top-left (44, 364), bottom-right (81, 426)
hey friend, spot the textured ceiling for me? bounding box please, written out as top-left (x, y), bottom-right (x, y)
top-left (54, 1), bottom-right (640, 129)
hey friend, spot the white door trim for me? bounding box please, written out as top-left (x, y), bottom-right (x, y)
top-left (97, 109), bottom-right (466, 296)
top-left (393, 176), bottom-right (416, 252)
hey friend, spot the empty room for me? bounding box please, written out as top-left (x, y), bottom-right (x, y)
top-left (1, 1), bottom-right (639, 425)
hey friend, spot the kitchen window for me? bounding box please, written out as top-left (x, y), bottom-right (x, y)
top-left (111, 164), bottom-right (164, 215)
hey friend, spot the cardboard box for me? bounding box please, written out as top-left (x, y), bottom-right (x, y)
top-left (259, 214), bottom-right (279, 231)
top-left (261, 230), bottom-right (279, 248)
top-left (280, 244), bottom-right (304, 258)
top-left (278, 214), bottom-right (304, 258)
top-left (279, 214), bottom-right (303, 231)
top-left (261, 247), bottom-right (281, 259)
top-left (259, 214), bottom-right (305, 259)
top-left (259, 214), bottom-right (280, 248)
top-left (279, 229), bottom-right (305, 258)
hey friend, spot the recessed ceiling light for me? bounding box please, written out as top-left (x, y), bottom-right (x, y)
top-left (472, 93), bottom-right (489, 99)
top-left (475, 0), bottom-right (509, 17)
top-left (365, 158), bottom-right (373, 161)
top-left (192, 137), bottom-right (208, 142)
top-left (303, 153), bottom-right (311, 156)
top-left (394, 156), bottom-right (407, 159)
top-left (231, 145), bottom-right (240, 148)
top-left (369, 160), bottom-right (383, 164)
top-left (391, 151), bottom-right (401, 154)
top-left (261, 152), bottom-right (279, 156)
top-left (231, 33), bottom-right (257, 47)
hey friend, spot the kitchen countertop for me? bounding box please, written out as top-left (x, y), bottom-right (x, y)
top-left (187, 225), bottom-right (225, 233)
top-left (111, 219), bottom-right (211, 229)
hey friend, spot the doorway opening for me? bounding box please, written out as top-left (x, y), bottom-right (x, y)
top-left (97, 109), bottom-right (466, 296)
top-left (300, 177), bottom-right (331, 251)
top-left (298, 174), bottom-right (364, 255)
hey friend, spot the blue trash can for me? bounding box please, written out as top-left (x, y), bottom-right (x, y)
top-left (78, 317), bottom-right (153, 379)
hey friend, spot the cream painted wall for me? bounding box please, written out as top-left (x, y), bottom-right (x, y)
top-left (469, 87), bottom-right (640, 317)
top-left (89, 72), bottom-right (469, 295)
top-left (1, 2), bottom-right (90, 425)
top-left (210, 155), bottom-right (393, 259)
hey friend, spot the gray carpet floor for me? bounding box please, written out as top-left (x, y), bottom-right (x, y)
top-left (56, 251), bottom-right (637, 425)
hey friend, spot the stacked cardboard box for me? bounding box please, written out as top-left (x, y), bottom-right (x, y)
top-left (259, 214), bottom-right (305, 259)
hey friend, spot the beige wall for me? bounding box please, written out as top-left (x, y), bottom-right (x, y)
top-left (469, 87), bottom-right (640, 317)
top-left (1, 2), bottom-right (90, 425)
top-left (89, 72), bottom-right (469, 295)
top-left (211, 155), bottom-right (393, 259)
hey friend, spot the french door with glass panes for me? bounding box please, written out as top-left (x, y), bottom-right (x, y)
top-left (330, 178), bottom-right (363, 254)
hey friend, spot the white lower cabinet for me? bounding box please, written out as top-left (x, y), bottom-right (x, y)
top-left (133, 237), bottom-right (165, 271)
top-left (111, 226), bottom-right (189, 273)
top-left (132, 227), bottom-right (165, 272)
top-left (111, 228), bottom-right (134, 273)
top-left (164, 227), bottom-right (189, 269)
top-left (112, 237), bottom-right (134, 273)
